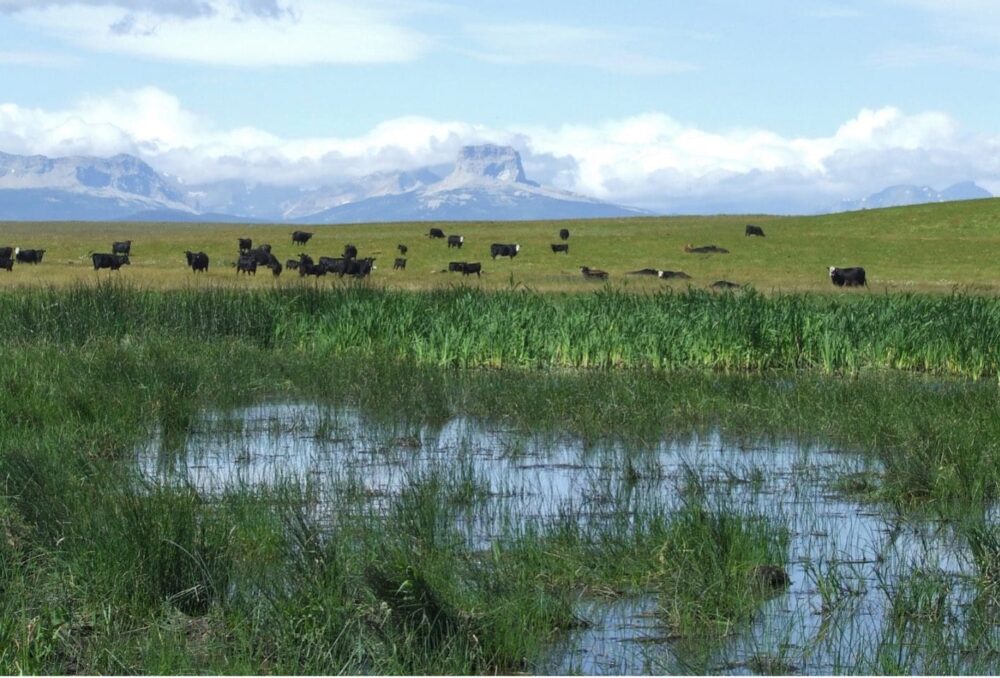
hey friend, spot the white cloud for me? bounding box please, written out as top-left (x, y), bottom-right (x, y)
top-left (2, 86), bottom-right (999, 212)
top-left (7, 0), bottom-right (432, 65)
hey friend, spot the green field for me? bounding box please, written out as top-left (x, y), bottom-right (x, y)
top-left (3, 197), bottom-right (1000, 292)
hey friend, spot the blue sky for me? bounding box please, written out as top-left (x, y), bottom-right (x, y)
top-left (2, 0), bottom-right (1000, 212)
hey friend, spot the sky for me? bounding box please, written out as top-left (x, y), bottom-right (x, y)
top-left (1, 0), bottom-right (1000, 213)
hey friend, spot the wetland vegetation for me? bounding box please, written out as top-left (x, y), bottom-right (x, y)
top-left (2, 260), bottom-right (1000, 672)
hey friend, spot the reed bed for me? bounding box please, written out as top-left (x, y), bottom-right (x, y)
top-left (5, 281), bottom-right (1000, 376)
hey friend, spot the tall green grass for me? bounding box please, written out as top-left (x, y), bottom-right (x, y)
top-left (5, 281), bottom-right (1000, 376)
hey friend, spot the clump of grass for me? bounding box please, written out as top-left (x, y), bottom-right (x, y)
top-left (654, 496), bottom-right (789, 638)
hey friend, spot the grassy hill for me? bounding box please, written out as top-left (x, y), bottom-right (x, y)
top-left (2, 198), bottom-right (999, 292)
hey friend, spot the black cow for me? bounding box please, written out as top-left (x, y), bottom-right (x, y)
top-left (551, 243), bottom-right (569, 254)
top-left (711, 280), bottom-right (741, 290)
top-left (343, 244), bottom-right (358, 260)
top-left (238, 237), bottom-right (252, 254)
top-left (16, 249), bottom-right (45, 264)
top-left (745, 224), bottom-right (765, 237)
top-left (447, 235), bottom-right (464, 249)
top-left (398, 244), bottom-right (408, 255)
top-left (627, 268), bottom-right (660, 276)
top-left (459, 262), bottom-right (481, 277)
top-left (342, 257), bottom-right (375, 278)
top-left (318, 256), bottom-right (347, 275)
top-left (428, 228), bottom-right (446, 239)
top-left (394, 257), bottom-right (406, 270)
top-left (92, 252), bottom-right (129, 270)
top-left (448, 261), bottom-right (465, 273)
top-left (184, 251), bottom-right (209, 272)
top-left (285, 259), bottom-right (300, 271)
top-left (559, 228), bottom-right (570, 241)
top-left (112, 240), bottom-right (132, 255)
top-left (0, 246), bottom-right (14, 259)
top-left (684, 244), bottom-right (729, 254)
top-left (0, 257), bottom-right (13, 272)
top-left (581, 266), bottom-right (608, 280)
top-left (269, 261), bottom-right (283, 277)
top-left (236, 255), bottom-right (258, 275)
top-left (291, 230), bottom-right (313, 245)
top-left (658, 270), bottom-right (691, 280)
top-left (247, 247), bottom-right (276, 266)
top-left (829, 266), bottom-right (867, 287)
top-left (490, 243), bottom-right (520, 259)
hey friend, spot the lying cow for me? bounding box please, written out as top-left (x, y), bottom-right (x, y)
top-left (711, 280), bottom-right (741, 290)
top-left (490, 243), bottom-right (520, 259)
top-left (447, 235), bottom-right (464, 248)
top-left (559, 228), bottom-right (570, 241)
top-left (184, 250), bottom-right (209, 273)
top-left (428, 228), bottom-right (446, 239)
top-left (684, 244), bottom-right (729, 254)
top-left (745, 224), bottom-right (765, 237)
top-left (829, 266), bottom-right (867, 287)
top-left (393, 257), bottom-right (406, 270)
top-left (659, 270), bottom-right (691, 280)
top-left (551, 243), bottom-right (569, 254)
top-left (112, 240), bottom-right (132, 255)
top-left (92, 252), bottom-right (130, 270)
top-left (16, 249), bottom-right (44, 264)
top-left (581, 266), bottom-right (608, 280)
top-left (291, 230), bottom-right (313, 245)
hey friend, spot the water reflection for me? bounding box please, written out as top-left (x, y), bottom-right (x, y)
top-left (136, 401), bottom-right (989, 675)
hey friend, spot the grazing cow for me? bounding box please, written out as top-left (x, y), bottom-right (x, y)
top-left (112, 240), bottom-right (132, 255)
top-left (684, 244), bottom-right (729, 254)
top-left (0, 246), bottom-right (14, 259)
top-left (428, 228), bottom-right (446, 239)
top-left (184, 251), bottom-right (209, 272)
top-left (448, 261), bottom-right (465, 273)
top-left (559, 228), bottom-right (570, 241)
top-left (291, 230), bottom-right (313, 245)
top-left (550, 243), bottom-right (569, 254)
top-left (447, 235), bottom-right (464, 249)
top-left (459, 262), bottom-right (482, 277)
top-left (490, 243), bottom-right (520, 259)
top-left (318, 256), bottom-right (347, 275)
top-left (711, 280), bottom-right (741, 290)
top-left (246, 247), bottom-right (276, 266)
top-left (15, 249), bottom-right (45, 264)
top-left (658, 270), bottom-right (691, 280)
top-left (745, 224), bottom-right (765, 237)
top-left (398, 244), bottom-right (408, 255)
top-left (285, 259), bottom-right (300, 271)
top-left (829, 266), bottom-right (867, 288)
top-left (393, 257), bottom-right (406, 270)
top-left (342, 257), bottom-right (375, 278)
top-left (236, 255), bottom-right (258, 275)
top-left (581, 266), bottom-right (608, 280)
top-left (298, 253), bottom-right (326, 277)
top-left (238, 237), bottom-right (252, 254)
top-left (269, 261), bottom-right (283, 277)
top-left (91, 252), bottom-right (130, 270)
top-left (343, 243), bottom-right (358, 260)
top-left (0, 257), bottom-right (13, 272)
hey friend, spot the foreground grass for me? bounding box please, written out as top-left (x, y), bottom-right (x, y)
top-left (3, 197), bottom-right (1000, 293)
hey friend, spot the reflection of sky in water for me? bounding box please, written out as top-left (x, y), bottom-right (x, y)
top-left (136, 401), bottom-right (991, 675)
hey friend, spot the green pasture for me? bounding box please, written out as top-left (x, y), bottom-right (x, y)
top-left (3, 197), bottom-right (1000, 292)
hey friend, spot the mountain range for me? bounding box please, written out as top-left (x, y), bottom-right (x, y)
top-left (0, 145), bottom-right (646, 223)
top-left (0, 145), bottom-right (992, 221)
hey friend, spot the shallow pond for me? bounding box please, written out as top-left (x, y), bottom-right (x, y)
top-left (137, 401), bottom-right (995, 675)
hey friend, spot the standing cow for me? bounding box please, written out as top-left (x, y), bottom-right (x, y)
top-left (490, 243), bottom-right (520, 259)
top-left (291, 230), bottom-right (313, 245)
top-left (559, 228), bottom-right (570, 241)
top-left (745, 225), bottom-right (765, 237)
top-left (15, 249), bottom-right (45, 264)
top-left (428, 228), bottom-right (446, 239)
top-left (447, 235), bottom-right (464, 249)
top-left (185, 251), bottom-right (209, 273)
top-left (829, 266), bottom-right (867, 287)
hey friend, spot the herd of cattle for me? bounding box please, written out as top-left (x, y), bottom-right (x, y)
top-left (0, 222), bottom-right (868, 289)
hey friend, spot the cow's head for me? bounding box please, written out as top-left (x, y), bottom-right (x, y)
top-left (514, 244), bottom-right (520, 252)
top-left (828, 266), bottom-right (838, 277)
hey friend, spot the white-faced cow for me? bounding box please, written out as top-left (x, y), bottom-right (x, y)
top-left (745, 225), bottom-right (765, 237)
top-left (112, 240), bottom-right (132, 255)
top-left (238, 237), bottom-right (252, 254)
top-left (658, 270), bottom-right (691, 280)
top-left (291, 230), bottom-right (313, 245)
top-left (581, 266), bottom-right (608, 280)
top-left (490, 243), bottom-right (520, 259)
top-left (551, 243), bottom-right (569, 254)
top-left (447, 235), bottom-right (464, 248)
top-left (428, 228), bottom-right (446, 239)
top-left (829, 266), bottom-right (867, 287)
top-left (184, 250), bottom-right (209, 273)
top-left (16, 249), bottom-right (45, 264)
top-left (559, 228), bottom-right (570, 241)
top-left (92, 252), bottom-right (130, 270)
